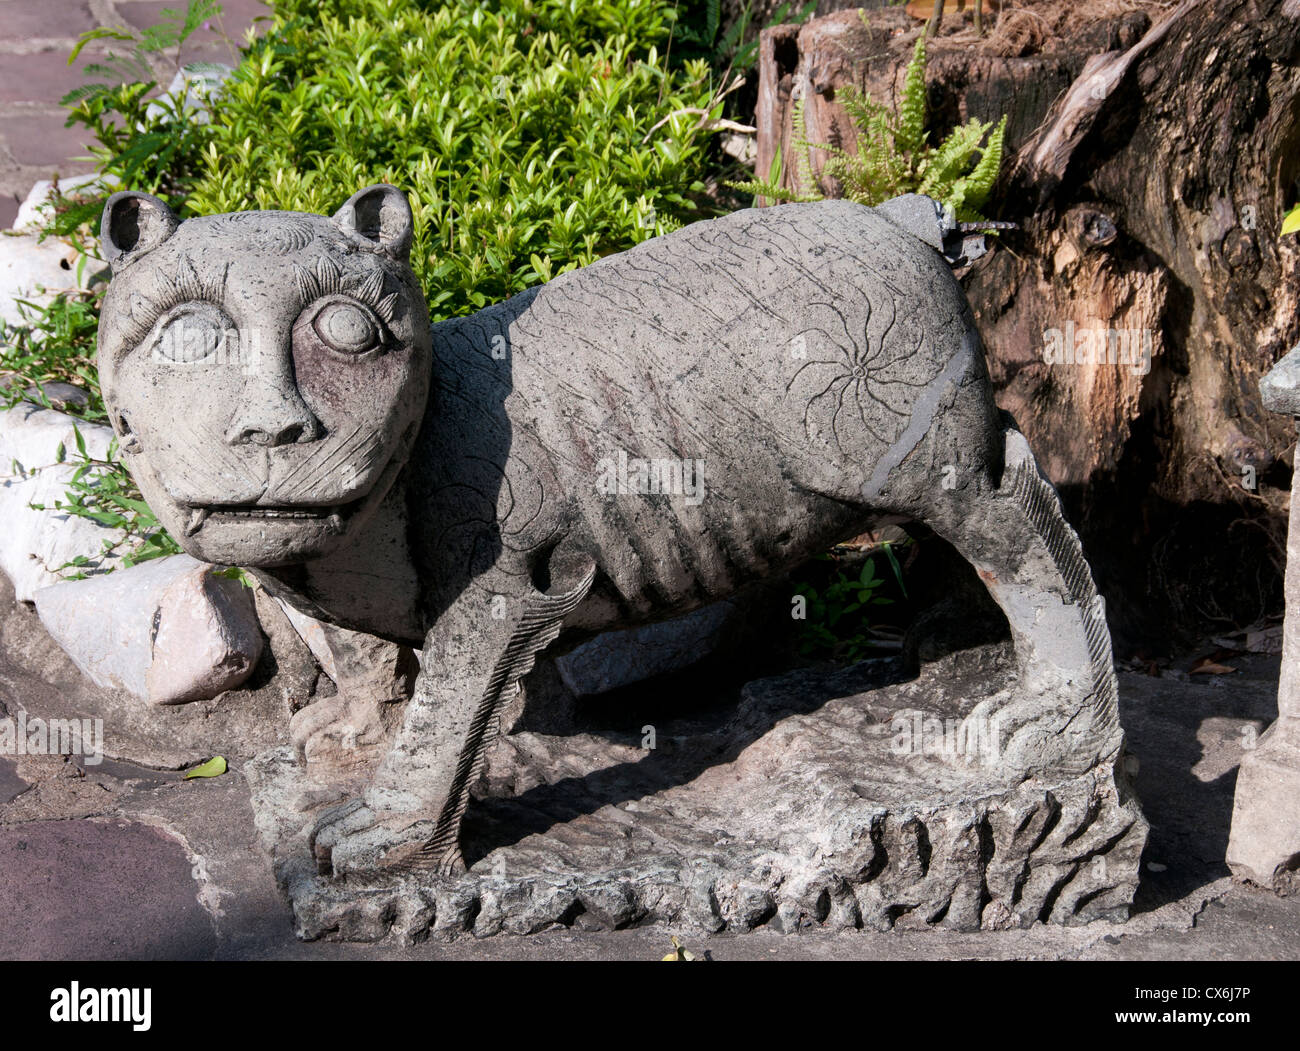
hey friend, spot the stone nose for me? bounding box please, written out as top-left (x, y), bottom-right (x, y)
top-left (224, 385), bottom-right (321, 448)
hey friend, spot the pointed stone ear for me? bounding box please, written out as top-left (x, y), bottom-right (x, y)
top-left (333, 184), bottom-right (413, 261)
top-left (100, 191), bottom-right (178, 267)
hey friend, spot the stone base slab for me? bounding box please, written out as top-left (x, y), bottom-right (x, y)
top-left (247, 655), bottom-right (1148, 942)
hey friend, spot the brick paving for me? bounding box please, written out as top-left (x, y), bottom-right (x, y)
top-left (0, 0), bottom-right (268, 228)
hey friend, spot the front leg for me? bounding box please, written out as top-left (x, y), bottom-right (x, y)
top-left (311, 548), bottom-right (596, 878)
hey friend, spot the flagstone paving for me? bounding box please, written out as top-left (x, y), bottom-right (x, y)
top-left (0, 757), bottom-right (27, 804)
top-left (1, 628), bottom-right (1298, 960)
top-left (0, 818), bottom-right (216, 960)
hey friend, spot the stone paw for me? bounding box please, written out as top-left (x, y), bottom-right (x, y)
top-left (308, 797), bottom-right (434, 878)
top-left (290, 693), bottom-right (391, 771)
top-left (291, 695), bottom-right (346, 758)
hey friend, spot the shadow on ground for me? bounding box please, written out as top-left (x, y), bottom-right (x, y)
top-left (1120, 655), bottom-right (1280, 914)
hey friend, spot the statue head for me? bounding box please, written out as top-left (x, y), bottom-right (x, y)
top-left (96, 184), bottom-right (432, 567)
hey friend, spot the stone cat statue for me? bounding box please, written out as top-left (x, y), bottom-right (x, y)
top-left (96, 184), bottom-right (1123, 879)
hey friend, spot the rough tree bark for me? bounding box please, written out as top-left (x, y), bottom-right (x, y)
top-left (755, 0), bottom-right (1300, 649)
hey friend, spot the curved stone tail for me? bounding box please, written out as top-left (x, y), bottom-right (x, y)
top-left (1006, 447), bottom-right (1121, 771)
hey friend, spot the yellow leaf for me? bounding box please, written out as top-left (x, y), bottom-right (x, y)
top-left (1283, 206), bottom-right (1300, 236)
top-left (184, 756), bottom-right (228, 780)
top-left (661, 935), bottom-right (697, 960)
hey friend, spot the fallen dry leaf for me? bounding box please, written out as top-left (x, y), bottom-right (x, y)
top-left (1190, 658), bottom-right (1236, 675)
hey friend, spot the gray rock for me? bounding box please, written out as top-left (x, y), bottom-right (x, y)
top-left (0, 569), bottom-right (305, 768)
top-left (1228, 347), bottom-right (1300, 891)
top-left (23, 382), bottom-right (90, 412)
top-left (1260, 339), bottom-right (1300, 415)
top-left (96, 186), bottom-right (1144, 934)
top-left (276, 600), bottom-right (338, 681)
top-left (0, 377), bottom-right (92, 412)
top-left (555, 600), bottom-right (735, 697)
top-left (0, 757), bottom-right (29, 805)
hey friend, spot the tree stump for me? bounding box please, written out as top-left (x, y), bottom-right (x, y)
top-left (755, 0), bottom-right (1300, 648)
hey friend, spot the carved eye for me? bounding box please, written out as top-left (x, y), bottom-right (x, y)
top-left (311, 299), bottom-right (382, 355)
top-left (151, 303), bottom-right (235, 365)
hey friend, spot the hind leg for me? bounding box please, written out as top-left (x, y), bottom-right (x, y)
top-left (913, 424), bottom-right (1122, 778)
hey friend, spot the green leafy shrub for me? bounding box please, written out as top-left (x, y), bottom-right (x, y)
top-left (0, 289), bottom-right (105, 416)
top-left (24, 428), bottom-right (183, 575)
top-left (732, 35), bottom-right (1006, 222)
top-left (48, 0), bottom-right (238, 238)
top-left (0, 2), bottom-right (237, 571)
top-left (794, 544), bottom-right (908, 664)
top-left (189, 0), bottom-right (723, 317)
top-left (663, 0), bottom-right (817, 217)
top-left (667, 0), bottom-right (815, 77)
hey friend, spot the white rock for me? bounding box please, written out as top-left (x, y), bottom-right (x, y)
top-left (34, 553), bottom-right (264, 705)
top-left (0, 231), bottom-right (87, 328)
top-left (720, 132), bottom-right (757, 166)
top-left (12, 173), bottom-right (120, 234)
top-left (0, 403), bottom-right (125, 601)
top-left (1, 176), bottom-right (103, 327)
top-left (144, 63), bottom-right (234, 126)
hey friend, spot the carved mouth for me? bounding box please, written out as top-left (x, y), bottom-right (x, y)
top-left (184, 500), bottom-right (362, 537)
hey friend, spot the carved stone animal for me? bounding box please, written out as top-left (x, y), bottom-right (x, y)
top-left (96, 185), bottom-right (1123, 877)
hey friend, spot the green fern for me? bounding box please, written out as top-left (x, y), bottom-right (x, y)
top-left (791, 92), bottom-right (816, 198)
top-left (963, 114), bottom-right (1006, 212)
top-left (917, 119), bottom-right (987, 196)
top-left (895, 37), bottom-right (928, 159)
top-left (730, 140), bottom-right (820, 204)
top-left (726, 178), bottom-right (811, 204)
top-left (730, 33), bottom-right (1006, 222)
